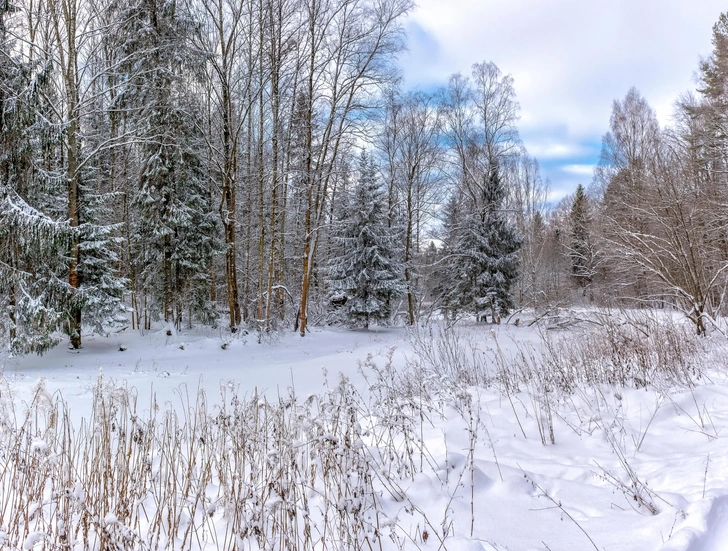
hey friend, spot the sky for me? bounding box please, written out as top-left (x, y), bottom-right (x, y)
top-left (398, 0), bottom-right (727, 203)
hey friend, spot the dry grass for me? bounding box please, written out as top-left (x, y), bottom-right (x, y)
top-left (0, 364), bottom-right (445, 550)
top-left (0, 310), bottom-right (720, 549)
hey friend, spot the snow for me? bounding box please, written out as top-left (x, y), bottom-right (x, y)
top-left (1, 318), bottom-right (728, 550)
top-left (3, 325), bottom-right (404, 423)
top-left (21, 532), bottom-right (44, 550)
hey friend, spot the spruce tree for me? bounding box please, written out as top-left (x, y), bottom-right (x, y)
top-left (445, 167), bottom-right (521, 323)
top-left (0, 188), bottom-right (75, 355)
top-left (0, 4), bottom-right (76, 354)
top-left (569, 184), bottom-right (594, 288)
top-left (327, 152), bottom-right (405, 328)
top-left (117, 0), bottom-right (218, 329)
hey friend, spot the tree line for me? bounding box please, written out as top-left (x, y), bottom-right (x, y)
top-left (563, 14), bottom-right (728, 335)
top-left (1, 0), bottom-right (726, 354)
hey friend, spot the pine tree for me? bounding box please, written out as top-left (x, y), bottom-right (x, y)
top-left (445, 167), bottom-right (521, 323)
top-left (700, 12), bottom-right (728, 105)
top-left (327, 152), bottom-right (405, 328)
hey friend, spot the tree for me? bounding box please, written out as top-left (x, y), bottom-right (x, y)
top-left (377, 89), bottom-right (443, 324)
top-left (440, 62), bottom-right (521, 211)
top-left (597, 87), bottom-right (661, 300)
top-left (0, 187), bottom-right (75, 355)
top-left (508, 151), bottom-right (550, 309)
top-left (698, 11), bottom-right (728, 142)
top-left (295, 0), bottom-right (412, 336)
top-left (0, 20), bottom-right (75, 353)
top-left (0, 0), bottom-right (127, 353)
top-left (39, 0), bottom-right (132, 348)
top-left (444, 166), bottom-right (521, 323)
top-left (471, 61), bottom-right (520, 169)
top-left (431, 193), bottom-right (462, 319)
top-left (327, 152), bottom-right (404, 328)
top-left (193, 0), bottom-right (252, 332)
top-left (117, 0), bottom-right (219, 329)
top-left (568, 184), bottom-right (596, 290)
top-left (597, 86), bottom-right (728, 334)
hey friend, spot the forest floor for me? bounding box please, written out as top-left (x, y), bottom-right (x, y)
top-left (2, 312), bottom-right (728, 551)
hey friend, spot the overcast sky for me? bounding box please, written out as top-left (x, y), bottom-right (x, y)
top-left (398, 0), bottom-right (726, 203)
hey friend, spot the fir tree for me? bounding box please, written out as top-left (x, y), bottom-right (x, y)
top-left (327, 152), bottom-right (405, 328)
top-left (445, 166), bottom-right (521, 323)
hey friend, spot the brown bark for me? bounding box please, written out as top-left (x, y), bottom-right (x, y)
top-left (264, 0), bottom-right (282, 330)
top-left (297, 0), bottom-right (316, 337)
top-left (221, 81), bottom-right (241, 329)
top-left (256, 55), bottom-right (266, 323)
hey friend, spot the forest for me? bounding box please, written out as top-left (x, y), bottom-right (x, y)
top-left (2, 0), bottom-right (728, 355)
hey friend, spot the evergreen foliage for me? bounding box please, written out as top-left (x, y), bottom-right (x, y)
top-left (0, 187), bottom-right (74, 355)
top-left (569, 184), bottom-right (593, 288)
top-left (7, 1), bottom-right (728, 350)
top-left (119, 0), bottom-right (219, 328)
top-left (700, 12), bottom-right (728, 104)
top-left (0, 6), bottom-right (72, 354)
top-left (443, 167), bottom-right (521, 323)
top-left (327, 152), bottom-right (405, 328)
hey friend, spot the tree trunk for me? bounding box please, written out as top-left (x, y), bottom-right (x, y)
top-left (67, 116), bottom-right (82, 348)
top-left (405, 176), bottom-right (415, 325)
top-left (163, 233), bottom-right (173, 323)
top-left (297, 0), bottom-right (316, 337)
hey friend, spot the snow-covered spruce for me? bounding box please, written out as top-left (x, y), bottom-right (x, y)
top-left (327, 151), bottom-right (405, 328)
top-left (441, 165), bottom-right (521, 324)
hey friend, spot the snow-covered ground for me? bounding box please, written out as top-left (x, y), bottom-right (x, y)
top-left (2, 324), bottom-right (410, 424)
top-left (2, 315), bottom-right (728, 551)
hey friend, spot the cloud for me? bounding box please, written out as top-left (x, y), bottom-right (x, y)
top-left (399, 0), bottom-right (725, 197)
top-left (547, 188), bottom-right (572, 205)
top-left (401, 20), bottom-right (442, 85)
top-left (524, 142), bottom-right (592, 161)
top-left (562, 164), bottom-right (597, 177)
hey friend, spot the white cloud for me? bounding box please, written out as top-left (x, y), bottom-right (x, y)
top-left (399, 0), bottom-right (725, 195)
top-left (562, 164), bottom-right (597, 177)
top-left (547, 188), bottom-right (572, 205)
top-left (524, 142), bottom-right (592, 161)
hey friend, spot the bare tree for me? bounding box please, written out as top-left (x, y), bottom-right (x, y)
top-left (598, 88), bottom-right (728, 334)
top-left (506, 151), bottom-right (552, 309)
top-left (598, 87), bottom-right (661, 301)
top-left (440, 61), bottom-right (521, 211)
top-left (295, 0), bottom-right (411, 336)
top-left (193, 0), bottom-right (252, 331)
top-left (471, 61), bottom-right (520, 170)
top-left (377, 89), bottom-right (443, 323)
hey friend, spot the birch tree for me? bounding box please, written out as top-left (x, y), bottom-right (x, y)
top-left (378, 89), bottom-right (443, 324)
top-left (295, 0), bottom-right (411, 336)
